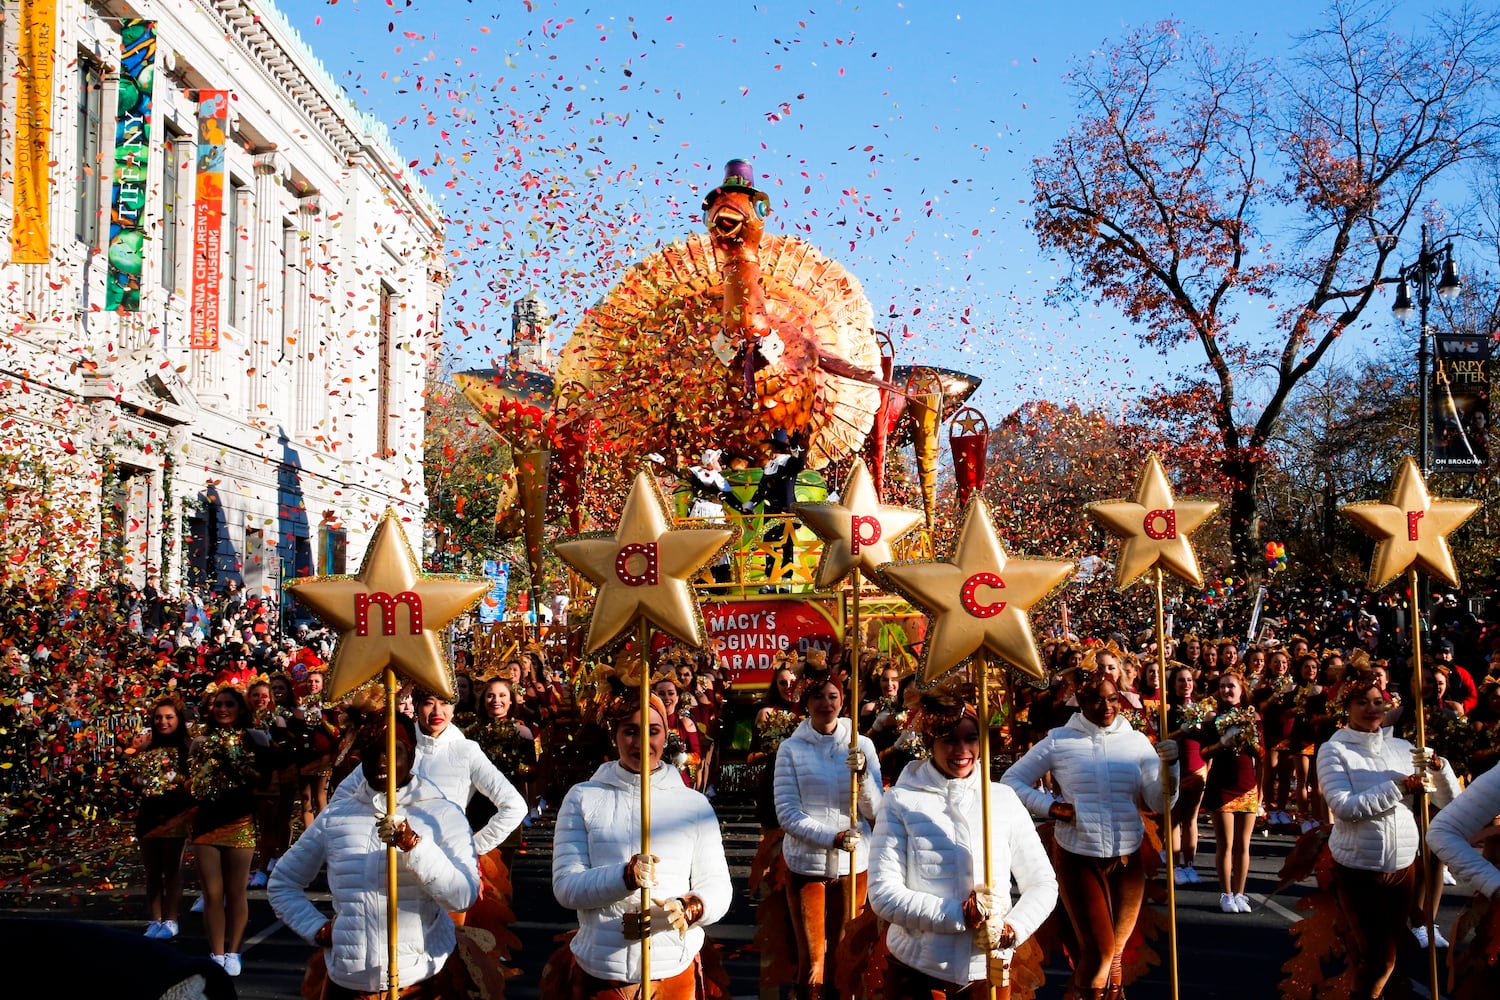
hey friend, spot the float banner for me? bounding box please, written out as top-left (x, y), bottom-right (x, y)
top-left (12, 0), bottom-right (57, 263)
top-left (698, 598), bottom-right (840, 688)
top-left (105, 20), bottom-right (155, 311)
top-left (1433, 334), bottom-right (1491, 472)
top-left (479, 560), bottom-right (509, 624)
top-left (189, 90), bottom-right (230, 349)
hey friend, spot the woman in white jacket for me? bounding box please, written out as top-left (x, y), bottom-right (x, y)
top-left (1002, 673), bottom-right (1178, 1000)
top-left (774, 668), bottom-right (882, 998)
top-left (1318, 673), bottom-right (1461, 999)
top-left (869, 686), bottom-right (1057, 998)
top-left (1430, 762), bottom-right (1500, 899)
top-left (552, 688), bottom-right (733, 999)
top-left (411, 688), bottom-right (527, 857)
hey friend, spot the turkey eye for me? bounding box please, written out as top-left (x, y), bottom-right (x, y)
top-left (755, 198), bottom-right (770, 218)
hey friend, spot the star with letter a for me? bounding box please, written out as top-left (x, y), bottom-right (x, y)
top-left (1340, 457), bottom-right (1480, 590)
top-left (878, 498), bottom-right (1072, 683)
top-left (554, 469), bottom-right (734, 654)
top-left (285, 508), bottom-right (489, 702)
top-left (795, 457), bottom-right (924, 589)
top-left (1086, 454), bottom-right (1219, 589)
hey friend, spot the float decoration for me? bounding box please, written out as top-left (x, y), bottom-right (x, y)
top-left (949, 406), bottom-right (990, 510)
top-left (906, 370), bottom-right (944, 529)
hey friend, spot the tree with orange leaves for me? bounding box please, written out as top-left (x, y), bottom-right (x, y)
top-left (1032, 1), bottom-right (1500, 580)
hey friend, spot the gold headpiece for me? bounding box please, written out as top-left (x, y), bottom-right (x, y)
top-left (905, 672), bottom-right (977, 740)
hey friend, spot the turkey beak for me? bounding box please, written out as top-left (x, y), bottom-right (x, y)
top-left (709, 203), bottom-right (746, 240)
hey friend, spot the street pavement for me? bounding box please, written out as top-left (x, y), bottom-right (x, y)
top-left (0, 804), bottom-right (1470, 999)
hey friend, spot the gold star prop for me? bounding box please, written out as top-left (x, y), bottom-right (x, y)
top-left (554, 468), bottom-right (734, 654)
top-left (284, 508), bottom-right (489, 702)
top-left (795, 457), bottom-right (924, 589)
top-left (1086, 454), bottom-right (1219, 589)
top-left (1340, 457), bottom-right (1480, 590)
top-left (878, 498), bottom-right (1073, 683)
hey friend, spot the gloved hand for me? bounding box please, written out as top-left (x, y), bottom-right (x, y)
top-left (376, 815), bottom-right (420, 852)
top-left (1048, 801), bottom-right (1076, 824)
top-left (975, 918), bottom-right (1013, 953)
top-left (624, 853), bottom-right (657, 890)
top-left (846, 749), bottom-right (867, 774)
top-left (1411, 746), bottom-right (1438, 771)
top-left (622, 898), bottom-right (688, 940)
top-left (313, 919), bottom-right (334, 949)
top-left (1156, 739), bottom-right (1180, 764)
top-left (987, 946), bottom-right (1015, 988)
top-left (833, 829), bottom-right (861, 853)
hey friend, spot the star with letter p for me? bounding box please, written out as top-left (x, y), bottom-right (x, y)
top-left (878, 498), bottom-right (1073, 683)
top-left (1086, 454), bottom-right (1219, 590)
top-left (554, 469), bottom-right (734, 654)
top-left (795, 458), bottom-right (924, 589)
top-left (1340, 457), bottom-right (1480, 590)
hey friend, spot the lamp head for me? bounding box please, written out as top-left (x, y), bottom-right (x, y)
top-left (1392, 275), bottom-right (1415, 319)
top-left (1437, 244), bottom-right (1461, 301)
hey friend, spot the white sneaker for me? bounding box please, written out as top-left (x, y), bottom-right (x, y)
top-left (246, 870), bottom-right (268, 889)
top-left (1220, 892), bottom-right (1238, 913)
top-left (1413, 925), bottom-right (1430, 948)
top-left (144, 921), bottom-right (163, 938)
top-left (223, 953), bottom-right (241, 977)
top-left (1235, 893), bottom-right (1253, 913)
top-left (1443, 868), bottom-right (1457, 885)
top-left (1433, 927), bottom-right (1451, 948)
top-left (190, 895), bottom-right (205, 913)
top-left (1184, 867), bottom-right (1201, 884)
top-left (1174, 867), bottom-right (1189, 886)
top-left (160, 920), bottom-right (179, 939)
top-left (210, 954), bottom-right (227, 969)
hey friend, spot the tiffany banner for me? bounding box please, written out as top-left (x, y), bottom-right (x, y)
top-left (105, 19), bottom-right (155, 311)
top-left (1433, 333), bottom-right (1491, 472)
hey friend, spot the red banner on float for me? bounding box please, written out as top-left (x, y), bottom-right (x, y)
top-left (188, 90), bottom-right (229, 349)
top-left (699, 598), bottom-right (840, 688)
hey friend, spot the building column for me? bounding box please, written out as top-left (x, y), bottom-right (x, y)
top-left (295, 194), bottom-right (325, 439)
top-left (247, 150), bottom-right (281, 424)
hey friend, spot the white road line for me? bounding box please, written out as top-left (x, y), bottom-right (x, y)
top-left (241, 918), bottom-right (285, 952)
top-left (1248, 892), bottom-right (1303, 924)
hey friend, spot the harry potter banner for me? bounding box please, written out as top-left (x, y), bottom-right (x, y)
top-left (1433, 334), bottom-right (1491, 472)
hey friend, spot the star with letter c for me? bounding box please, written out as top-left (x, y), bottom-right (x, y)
top-left (1086, 454), bottom-right (1219, 590)
top-left (1340, 457), bottom-right (1479, 590)
top-left (878, 498), bottom-right (1073, 683)
top-left (795, 458), bottom-right (924, 589)
top-left (285, 508), bottom-right (490, 702)
top-left (554, 469), bottom-right (734, 654)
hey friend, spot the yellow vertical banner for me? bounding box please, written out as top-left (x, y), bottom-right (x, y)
top-left (12, 0), bottom-right (57, 264)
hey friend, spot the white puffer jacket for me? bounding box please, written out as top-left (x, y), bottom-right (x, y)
top-left (775, 718), bottom-right (882, 877)
top-left (553, 761), bottom-right (733, 982)
top-left (414, 723), bottom-right (527, 855)
top-left (1002, 712), bottom-right (1176, 858)
top-left (268, 775), bottom-right (479, 993)
top-left (1319, 727), bottom-right (1460, 872)
top-left (1430, 763), bottom-right (1500, 897)
top-left (870, 759), bottom-right (1058, 986)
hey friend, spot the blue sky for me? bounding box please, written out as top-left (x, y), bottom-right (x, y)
top-left (282, 0), bottom-right (1431, 421)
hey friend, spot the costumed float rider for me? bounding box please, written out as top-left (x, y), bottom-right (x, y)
top-left (687, 449), bottom-right (736, 585)
top-left (551, 681), bottom-right (732, 999)
top-left (745, 429), bottom-right (806, 591)
top-left (268, 713), bottom-right (481, 1000)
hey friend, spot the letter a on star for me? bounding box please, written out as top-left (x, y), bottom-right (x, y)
top-left (285, 508), bottom-right (490, 702)
top-left (878, 498), bottom-right (1073, 683)
top-left (1086, 454), bottom-right (1219, 590)
top-left (1340, 457), bottom-right (1480, 590)
top-left (554, 469), bottom-right (735, 654)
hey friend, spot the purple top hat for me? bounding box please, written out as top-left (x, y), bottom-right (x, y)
top-left (702, 158), bottom-right (771, 216)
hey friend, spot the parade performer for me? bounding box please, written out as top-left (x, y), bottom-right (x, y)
top-left (1197, 670), bottom-right (1262, 913)
top-left (749, 654), bottom-right (804, 828)
top-left (551, 685), bottom-right (732, 999)
top-left (189, 684), bottom-right (270, 976)
top-left (1429, 760), bottom-right (1500, 897)
top-left (1165, 665), bottom-right (1211, 887)
top-left (774, 667), bottom-right (882, 997)
top-left (133, 694), bottom-right (194, 940)
top-left (654, 674), bottom-right (702, 788)
top-left (1317, 673), bottom-right (1460, 999)
top-left (1003, 673), bottom-right (1178, 1000)
top-left (869, 684), bottom-right (1057, 999)
top-left (269, 713), bottom-right (483, 1000)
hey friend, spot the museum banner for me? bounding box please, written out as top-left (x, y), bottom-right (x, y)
top-left (188, 90), bottom-right (230, 349)
top-left (105, 20), bottom-right (155, 311)
top-left (12, 0), bottom-right (57, 263)
top-left (1433, 334), bottom-right (1490, 472)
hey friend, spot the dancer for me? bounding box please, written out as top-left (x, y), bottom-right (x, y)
top-left (1003, 672), bottom-right (1178, 1000)
top-left (269, 713), bottom-right (482, 999)
top-left (1317, 673), bottom-right (1460, 998)
top-left (552, 684), bottom-right (732, 998)
top-left (1198, 670), bottom-right (1261, 913)
top-left (869, 684), bottom-right (1057, 998)
top-left (189, 685), bottom-right (270, 976)
top-left (774, 667), bottom-right (882, 997)
top-left (1166, 665), bottom-right (1210, 887)
top-left (134, 694), bottom-right (194, 940)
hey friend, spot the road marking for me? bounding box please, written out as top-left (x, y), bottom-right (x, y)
top-left (1248, 893), bottom-right (1302, 924)
top-left (242, 918), bottom-right (285, 952)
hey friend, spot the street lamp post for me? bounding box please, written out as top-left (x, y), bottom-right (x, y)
top-left (1392, 223), bottom-right (1463, 474)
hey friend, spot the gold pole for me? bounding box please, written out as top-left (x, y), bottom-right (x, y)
top-left (977, 652), bottom-right (999, 1000)
top-left (385, 666), bottom-right (400, 1000)
top-left (1408, 568), bottom-right (1441, 1000)
top-left (1153, 569), bottom-right (1179, 1000)
top-left (847, 568), bottom-right (861, 921)
top-left (639, 618), bottom-right (653, 1000)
